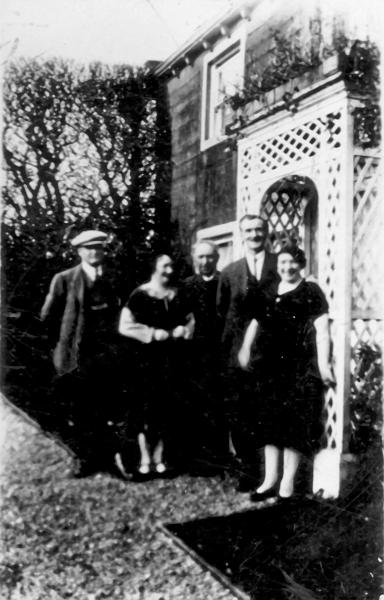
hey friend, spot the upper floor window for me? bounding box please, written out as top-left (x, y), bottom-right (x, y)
top-left (201, 26), bottom-right (245, 150)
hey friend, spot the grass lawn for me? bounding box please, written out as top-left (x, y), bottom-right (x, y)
top-left (1, 396), bottom-right (382, 600)
top-left (0, 397), bottom-right (252, 600)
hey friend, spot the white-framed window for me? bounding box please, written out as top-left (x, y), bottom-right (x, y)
top-left (200, 25), bottom-right (246, 151)
top-left (196, 221), bottom-right (237, 270)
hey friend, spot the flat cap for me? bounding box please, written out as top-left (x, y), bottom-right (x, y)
top-left (71, 230), bottom-right (108, 248)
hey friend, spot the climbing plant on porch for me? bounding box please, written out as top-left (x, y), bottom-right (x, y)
top-left (223, 32), bottom-right (380, 149)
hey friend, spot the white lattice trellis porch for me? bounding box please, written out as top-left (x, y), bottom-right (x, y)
top-left (236, 83), bottom-right (383, 498)
top-left (352, 151), bottom-right (383, 361)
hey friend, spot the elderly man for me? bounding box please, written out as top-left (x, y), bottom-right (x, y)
top-left (184, 240), bottom-right (221, 348)
top-left (181, 240), bottom-right (229, 472)
top-left (41, 230), bottom-right (123, 476)
top-left (217, 214), bottom-right (279, 489)
top-left (41, 230), bottom-right (120, 375)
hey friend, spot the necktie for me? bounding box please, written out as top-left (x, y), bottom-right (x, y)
top-left (254, 256), bottom-right (259, 280)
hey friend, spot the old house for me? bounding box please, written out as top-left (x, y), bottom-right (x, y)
top-left (153, 0), bottom-right (382, 497)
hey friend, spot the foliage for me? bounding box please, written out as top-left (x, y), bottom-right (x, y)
top-left (224, 27), bottom-right (380, 148)
top-left (76, 63), bottom-right (172, 270)
top-left (339, 39), bottom-right (380, 93)
top-left (2, 58), bottom-right (172, 388)
top-left (342, 40), bottom-right (381, 148)
top-left (224, 29), bottom-right (321, 113)
top-left (349, 343), bottom-right (383, 454)
top-left (353, 101), bottom-right (381, 149)
top-left (2, 58), bottom-right (172, 318)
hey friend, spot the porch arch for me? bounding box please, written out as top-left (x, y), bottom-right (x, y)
top-left (260, 175), bottom-right (318, 278)
top-left (236, 91), bottom-right (354, 497)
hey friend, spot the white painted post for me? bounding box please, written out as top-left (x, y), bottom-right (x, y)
top-left (313, 101), bottom-right (354, 498)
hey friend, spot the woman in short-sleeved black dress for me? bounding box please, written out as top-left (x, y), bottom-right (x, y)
top-left (118, 254), bottom-right (194, 476)
top-left (238, 243), bottom-right (334, 499)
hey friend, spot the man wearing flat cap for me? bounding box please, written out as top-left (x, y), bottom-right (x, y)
top-left (41, 230), bottom-right (119, 374)
top-left (41, 230), bottom-right (123, 476)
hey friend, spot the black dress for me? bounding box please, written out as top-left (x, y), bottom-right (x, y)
top-left (126, 287), bottom-right (192, 450)
top-left (249, 280), bottom-right (328, 455)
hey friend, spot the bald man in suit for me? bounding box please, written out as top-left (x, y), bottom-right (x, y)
top-left (182, 240), bottom-right (229, 472)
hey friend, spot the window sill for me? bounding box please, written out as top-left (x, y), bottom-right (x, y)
top-left (200, 135), bottom-right (228, 152)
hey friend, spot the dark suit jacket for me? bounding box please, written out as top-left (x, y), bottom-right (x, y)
top-left (40, 264), bottom-right (119, 375)
top-left (182, 272), bottom-right (221, 346)
top-left (217, 253), bottom-right (278, 369)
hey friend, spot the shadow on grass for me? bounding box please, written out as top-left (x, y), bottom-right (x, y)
top-left (163, 446), bottom-right (383, 600)
top-left (2, 317), bottom-right (140, 474)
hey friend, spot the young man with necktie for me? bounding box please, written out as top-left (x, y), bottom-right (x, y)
top-left (217, 215), bottom-right (279, 490)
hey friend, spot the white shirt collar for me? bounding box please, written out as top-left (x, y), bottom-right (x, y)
top-left (256, 249), bottom-right (265, 262)
top-left (245, 250), bottom-right (265, 278)
top-left (201, 274), bottom-right (216, 281)
top-left (81, 261), bottom-right (103, 282)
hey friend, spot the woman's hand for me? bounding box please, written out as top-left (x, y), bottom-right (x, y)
top-left (319, 362), bottom-right (335, 387)
top-left (172, 325), bottom-right (186, 339)
top-left (153, 329), bottom-right (169, 341)
top-left (238, 319), bottom-right (258, 370)
top-left (238, 346), bottom-right (251, 369)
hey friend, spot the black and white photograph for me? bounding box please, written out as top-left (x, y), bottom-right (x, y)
top-left (1, 0), bottom-right (383, 598)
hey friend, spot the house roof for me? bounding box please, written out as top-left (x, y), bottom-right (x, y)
top-left (153, 0), bottom-right (258, 78)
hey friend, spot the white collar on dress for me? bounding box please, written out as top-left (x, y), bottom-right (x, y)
top-left (278, 278), bottom-right (303, 294)
top-left (140, 282), bottom-right (176, 300)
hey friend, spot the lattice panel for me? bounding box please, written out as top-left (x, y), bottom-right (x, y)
top-left (320, 318), bottom-right (341, 451)
top-left (350, 318), bottom-right (383, 369)
top-left (256, 113), bottom-right (342, 174)
top-left (238, 111), bottom-right (342, 215)
top-left (261, 190), bottom-right (306, 251)
top-left (318, 157), bottom-right (342, 315)
top-left (256, 120), bottom-right (322, 173)
top-left (322, 387), bottom-right (338, 450)
top-left (352, 155), bottom-right (383, 317)
top-left (238, 145), bottom-right (255, 212)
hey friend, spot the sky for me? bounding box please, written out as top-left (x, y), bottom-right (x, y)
top-left (1, 0), bottom-right (234, 66)
top-left (2, 0), bottom-right (382, 67)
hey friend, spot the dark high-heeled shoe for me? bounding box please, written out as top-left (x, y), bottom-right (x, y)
top-left (277, 493), bottom-right (299, 504)
top-left (249, 487), bottom-right (277, 502)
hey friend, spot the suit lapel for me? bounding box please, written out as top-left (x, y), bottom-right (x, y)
top-left (237, 258), bottom-right (249, 294)
top-left (71, 264), bottom-right (85, 304)
top-left (260, 252), bottom-right (273, 281)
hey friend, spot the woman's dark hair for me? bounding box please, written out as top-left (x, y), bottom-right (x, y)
top-left (149, 253), bottom-right (172, 275)
top-left (277, 242), bottom-right (306, 268)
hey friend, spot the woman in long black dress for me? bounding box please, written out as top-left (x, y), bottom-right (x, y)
top-left (238, 243), bottom-right (334, 498)
top-left (118, 254), bottom-right (194, 476)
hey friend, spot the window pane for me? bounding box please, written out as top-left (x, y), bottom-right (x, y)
top-left (205, 42), bottom-right (242, 141)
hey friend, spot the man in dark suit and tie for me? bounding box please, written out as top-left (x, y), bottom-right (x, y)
top-left (41, 230), bottom-right (124, 476)
top-left (182, 240), bottom-right (228, 472)
top-left (217, 214), bottom-right (279, 489)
